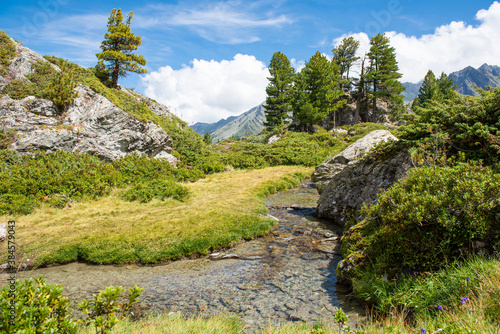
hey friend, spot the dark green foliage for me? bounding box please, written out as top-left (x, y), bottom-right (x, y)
top-left (343, 164), bottom-right (500, 274)
top-left (364, 33), bottom-right (405, 117)
top-left (292, 51), bottom-right (344, 131)
top-left (78, 285), bottom-right (143, 333)
top-left (0, 151), bottom-right (120, 215)
top-left (3, 58), bottom-right (77, 111)
top-left (332, 36), bottom-right (360, 91)
top-left (119, 178), bottom-right (189, 203)
top-left (400, 87), bottom-right (500, 164)
top-left (203, 131), bottom-right (212, 144)
top-left (414, 70), bottom-right (457, 108)
top-left (264, 51), bottom-right (295, 131)
top-left (216, 130), bottom-right (342, 169)
top-left (0, 276), bottom-right (78, 333)
top-left (0, 30), bottom-right (16, 76)
top-left (96, 8), bottom-right (147, 88)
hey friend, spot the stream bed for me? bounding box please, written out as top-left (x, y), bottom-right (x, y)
top-left (4, 180), bottom-right (365, 332)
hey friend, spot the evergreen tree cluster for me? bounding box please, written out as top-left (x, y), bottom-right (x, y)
top-left (264, 33), bottom-right (406, 132)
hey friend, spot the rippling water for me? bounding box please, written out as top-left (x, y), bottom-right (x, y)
top-left (2, 180), bottom-right (365, 332)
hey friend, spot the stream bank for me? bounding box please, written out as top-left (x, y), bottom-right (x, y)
top-left (2, 180), bottom-right (365, 332)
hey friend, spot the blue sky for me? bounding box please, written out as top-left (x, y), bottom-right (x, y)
top-left (1, 0), bottom-right (500, 123)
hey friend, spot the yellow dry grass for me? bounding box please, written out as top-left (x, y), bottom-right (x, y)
top-left (1, 166), bottom-right (312, 266)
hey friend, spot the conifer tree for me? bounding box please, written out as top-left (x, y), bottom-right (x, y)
top-left (264, 52), bottom-right (295, 131)
top-left (413, 70), bottom-right (457, 108)
top-left (364, 33), bottom-right (405, 118)
top-left (332, 37), bottom-right (360, 91)
top-left (96, 8), bottom-right (147, 89)
top-left (292, 51), bottom-right (343, 131)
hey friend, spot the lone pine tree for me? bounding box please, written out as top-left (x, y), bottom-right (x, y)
top-left (264, 52), bottom-right (295, 131)
top-left (364, 33), bottom-right (405, 118)
top-left (96, 8), bottom-right (147, 89)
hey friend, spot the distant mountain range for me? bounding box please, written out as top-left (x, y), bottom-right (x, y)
top-left (191, 103), bottom-right (266, 142)
top-left (403, 63), bottom-right (500, 102)
top-left (192, 64), bottom-right (500, 141)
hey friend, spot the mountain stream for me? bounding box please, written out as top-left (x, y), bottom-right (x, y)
top-left (7, 180), bottom-right (365, 332)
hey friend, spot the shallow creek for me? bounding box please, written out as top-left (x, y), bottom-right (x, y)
top-left (5, 180), bottom-right (365, 332)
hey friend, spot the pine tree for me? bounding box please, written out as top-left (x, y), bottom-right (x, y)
top-left (96, 8), bottom-right (147, 89)
top-left (364, 33), bottom-right (405, 119)
top-left (292, 51), bottom-right (343, 131)
top-left (414, 70), bottom-right (457, 108)
top-left (264, 52), bottom-right (295, 131)
top-left (332, 37), bottom-right (360, 91)
top-left (415, 70), bottom-right (438, 107)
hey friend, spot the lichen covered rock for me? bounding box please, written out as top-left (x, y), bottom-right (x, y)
top-left (312, 130), bottom-right (398, 194)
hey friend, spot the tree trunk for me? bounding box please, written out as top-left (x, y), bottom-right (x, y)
top-left (112, 61), bottom-right (120, 89)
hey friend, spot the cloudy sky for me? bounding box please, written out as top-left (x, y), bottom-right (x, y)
top-left (1, 0), bottom-right (499, 124)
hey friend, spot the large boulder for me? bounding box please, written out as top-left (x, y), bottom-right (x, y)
top-left (316, 148), bottom-right (411, 227)
top-left (1, 84), bottom-right (177, 163)
top-left (312, 130), bottom-right (398, 193)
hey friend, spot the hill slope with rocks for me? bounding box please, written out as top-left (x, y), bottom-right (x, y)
top-left (0, 32), bottom-right (195, 165)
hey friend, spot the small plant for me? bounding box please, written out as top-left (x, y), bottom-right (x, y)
top-left (0, 276), bottom-right (78, 333)
top-left (78, 285), bottom-right (143, 334)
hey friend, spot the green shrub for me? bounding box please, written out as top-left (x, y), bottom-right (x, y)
top-left (0, 151), bottom-right (120, 215)
top-left (0, 129), bottom-right (16, 149)
top-left (400, 88), bottom-right (500, 165)
top-left (342, 163), bottom-right (500, 276)
top-left (78, 285), bottom-right (143, 334)
top-left (119, 178), bottom-right (189, 203)
top-left (0, 276), bottom-right (78, 333)
top-left (0, 30), bottom-right (16, 76)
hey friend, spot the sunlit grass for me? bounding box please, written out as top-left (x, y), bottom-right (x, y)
top-left (1, 166), bottom-right (312, 266)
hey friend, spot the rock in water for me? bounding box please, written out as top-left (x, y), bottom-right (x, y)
top-left (312, 130), bottom-right (398, 193)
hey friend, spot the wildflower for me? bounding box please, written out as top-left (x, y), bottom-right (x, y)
top-left (461, 297), bottom-right (469, 305)
top-left (469, 309), bottom-right (473, 313)
top-left (458, 264), bottom-right (462, 268)
top-left (421, 327), bottom-right (426, 334)
top-left (437, 305), bottom-right (442, 310)
top-left (466, 277), bottom-right (470, 281)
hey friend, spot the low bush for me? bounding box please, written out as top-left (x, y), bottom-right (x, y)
top-left (0, 30), bottom-right (16, 76)
top-left (0, 276), bottom-right (78, 333)
top-left (119, 178), bottom-right (189, 203)
top-left (341, 163), bottom-right (500, 279)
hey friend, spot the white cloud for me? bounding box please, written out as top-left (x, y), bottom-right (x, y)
top-left (142, 54), bottom-right (269, 124)
top-left (333, 1), bottom-right (500, 83)
top-left (138, 1), bottom-right (292, 44)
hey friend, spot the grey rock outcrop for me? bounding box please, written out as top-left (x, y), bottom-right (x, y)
top-left (1, 85), bottom-right (177, 163)
top-left (316, 148), bottom-right (411, 226)
top-left (312, 130), bottom-right (398, 193)
top-left (8, 41), bottom-right (59, 80)
top-left (0, 222), bottom-right (6, 242)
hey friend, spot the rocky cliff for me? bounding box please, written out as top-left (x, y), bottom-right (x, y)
top-left (0, 37), bottom-right (177, 164)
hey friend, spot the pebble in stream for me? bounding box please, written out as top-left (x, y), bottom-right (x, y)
top-left (2, 181), bottom-right (365, 332)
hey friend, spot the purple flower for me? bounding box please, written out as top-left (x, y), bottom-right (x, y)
top-left (468, 309), bottom-right (473, 314)
top-left (421, 328), bottom-right (426, 334)
top-left (466, 277), bottom-right (470, 281)
top-left (437, 305), bottom-right (443, 310)
top-left (461, 297), bottom-right (469, 305)
top-left (458, 264), bottom-right (462, 268)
